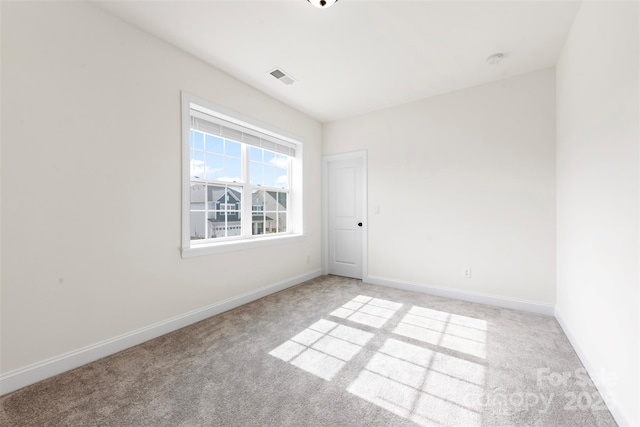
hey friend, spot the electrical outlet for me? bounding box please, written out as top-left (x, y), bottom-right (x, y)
top-left (464, 268), bottom-right (472, 278)
top-left (306, 255), bottom-right (311, 264)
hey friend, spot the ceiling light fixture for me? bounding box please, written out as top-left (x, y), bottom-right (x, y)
top-left (486, 53), bottom-right (506, 65)
top-left (307, 0), bottom-right (338, 9)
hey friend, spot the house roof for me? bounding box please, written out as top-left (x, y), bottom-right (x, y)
top-left (190, 184), bottom-right (241, 205)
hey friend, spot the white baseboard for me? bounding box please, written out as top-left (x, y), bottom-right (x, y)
top-left (365, 274), bottom-right (555, 316)
top-left (0, 269), bottom-right (321, 396)
top-left (555, 308), bottom-right (634, 427)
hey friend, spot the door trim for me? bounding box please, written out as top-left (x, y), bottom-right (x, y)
top-left (322, 150), bottom-right (368, 279)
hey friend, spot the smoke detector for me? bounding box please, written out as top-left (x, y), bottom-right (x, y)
top-left (486, 53), bottom-right (506, 65)
top-left (268, 68), bottom-right (296, 85)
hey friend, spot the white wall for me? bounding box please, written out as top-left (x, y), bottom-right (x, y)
top-left (556, 2), bottom-right (639, 425)
top-left (0, 1), bottom-right (321, 375)
top-left (324, 68), bottom-right (556, 305)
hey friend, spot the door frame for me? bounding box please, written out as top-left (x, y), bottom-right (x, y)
top-left (322, 150), bottom-right (368, 279)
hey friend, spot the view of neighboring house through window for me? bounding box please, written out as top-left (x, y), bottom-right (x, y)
top-left (250, 146), bottom-right (288, 235)
top-left (190, 183), bottom-right (242, 239)
top-left (185, 99), bottom-right (297, 248)
top-left (189, 130), bottom-right (245, 239)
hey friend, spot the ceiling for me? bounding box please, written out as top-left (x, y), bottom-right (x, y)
top-left (95, 1), bottom-right (581, 123)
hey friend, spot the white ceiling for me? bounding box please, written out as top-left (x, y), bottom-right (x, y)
top-left (95, 0), bottom-right (581, 123)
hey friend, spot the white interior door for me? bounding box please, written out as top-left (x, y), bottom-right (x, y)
top-left (327, 155), bottom-right (365, 279)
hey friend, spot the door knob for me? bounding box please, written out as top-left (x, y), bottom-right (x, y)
top-left (357, 222), bottom-right (363, 227)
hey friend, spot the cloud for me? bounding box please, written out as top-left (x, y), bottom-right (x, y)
top-left (217, 176), bottom-right (242, 183)
top-left (268, 154), bottom-right (288, 168)
top-left (275, 174), bottom-right (288, 187)
top-left (190, 159), bottom-right (205, 178)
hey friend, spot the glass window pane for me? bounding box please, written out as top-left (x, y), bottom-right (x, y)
top-left (190, 182), bottom-right (206, 210)
top-left (205, 135), bottom-right (224, 154)
top-left (250, 162), bottom-right (264, 186)
top-left (226, 216), bottom-right (242, 237)
top-left (252, 190), bottom-right (264, 236)
top-left (250, 146), bottom-right (263, 162)
top-left (190, 149), bottom-right (204, 179)
top-left (225, 210), bottom-right (241, 221)
top-left (265, 191), bottom-right (277, 211)
top-left (192, 131), bottom-right (204, 150)
top-left (190, 211), bottom-right (206, 240)
top-left (206, 185), bottom-right (225, 210)
top-left (253, 219), bottom-right (264, 235)
top-left (205, 153), bottom-right (224, 181)
top-left (277, 192), bottom-right (287, 211)
top-left (264, 213), bottom-right (277, 234)
top-left (229, 186), bottom-right (242, 207)
top-left (225, 157), bottom-right (242, 182)
top-left (264, 150), bottom-right (275, 164)
top-left (207, 212), bottom-right (225, 238)
top-left (252, 190), bottom-right (264, 211)
top-left (264, 165), bottom-right (276, 187)
top-left (277, 213), bottom-right (287, 233)
top-left (190, 130), bottom-right (195, 148)
top-left (275, 168), bottom-right (288, 188)
top-left (225, 140), bottom-right (241, 158)
top-left (275, 154), bottom-right (287, 168)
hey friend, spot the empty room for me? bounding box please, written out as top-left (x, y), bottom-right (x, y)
top-left (1, 0), bottom-right (638, 426)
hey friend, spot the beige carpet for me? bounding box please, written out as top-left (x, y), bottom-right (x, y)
top-left (0, 275), bottom-right (617, 426)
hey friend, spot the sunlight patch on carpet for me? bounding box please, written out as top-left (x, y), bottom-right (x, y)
top-left (269, 319), bottom-right (374, 381)
top-left (393, 306), bottom-right (487, 359)
top-left (348, 338), bottom-right (485, 427)
top-left (329, 295), bottom-right (403, 328)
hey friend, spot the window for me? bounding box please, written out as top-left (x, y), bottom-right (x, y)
top-left (181, 93), bottom-right (303, 257)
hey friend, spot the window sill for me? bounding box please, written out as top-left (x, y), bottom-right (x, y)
top-left (181, 233), bottom-right (305, 258)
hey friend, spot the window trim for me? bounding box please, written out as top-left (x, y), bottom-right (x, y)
top-left (181, 92), bottom-right (304, 258)
top-left (182, 233), bottom-right (306, 258)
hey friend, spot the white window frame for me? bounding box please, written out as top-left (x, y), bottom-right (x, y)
top-left (181, 92), bottom-right (304, 258)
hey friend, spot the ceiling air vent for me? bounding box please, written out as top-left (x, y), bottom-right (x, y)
top-left (269, 68), bottom-right (296, 85)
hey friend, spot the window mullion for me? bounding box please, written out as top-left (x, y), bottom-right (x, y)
top-left (287, 156), bottom-right (292, 234)
top-left (241, 144), bottom-right (251, 237)
top-left (205, 180), bottom-right (209, 239)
